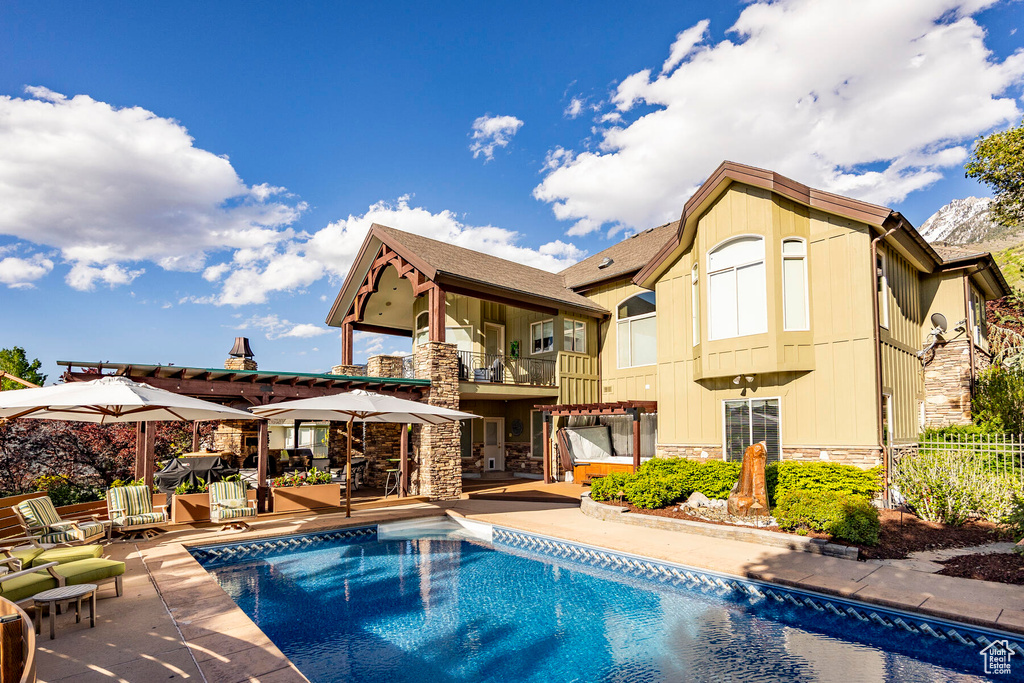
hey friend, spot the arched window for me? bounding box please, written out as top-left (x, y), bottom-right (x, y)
top-left (413, 311), bottom-right (429, 347)
top-left (617, 292), bottom-right (656, 368)
top-left (707, 236), bottom-right (767, 340)
top-left (782, 238), bottom-right (808, 331)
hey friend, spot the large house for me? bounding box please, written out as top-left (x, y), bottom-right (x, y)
top-left (327, 161), bottom-right (1009, 494)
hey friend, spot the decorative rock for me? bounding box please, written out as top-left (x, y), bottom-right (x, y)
top-left (685, 491), bottom-right (711, 508)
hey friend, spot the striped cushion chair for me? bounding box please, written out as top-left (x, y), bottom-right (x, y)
top-left (209, 480), bottom-right (256, 530)
top-left (105, 485), bottom-right (167, 540)
top-left (14, 496), bottom-right (109, 545)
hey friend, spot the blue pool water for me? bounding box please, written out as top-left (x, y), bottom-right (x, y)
top-left (195, 524), bottom-right (1015, 682)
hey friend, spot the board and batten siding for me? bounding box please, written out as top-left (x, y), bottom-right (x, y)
top-left (878, 244), bottom-right (926, 444)
top-left (651, 183), bottom-right (881, 452)
top-left (584, 279), bottom-right (658, 402)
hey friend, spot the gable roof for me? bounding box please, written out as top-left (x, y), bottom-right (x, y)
top-left (632, 160), bottom-right (1010, 299)
top-left (560, 221), bottom-right (678, 290)
top-left (326, 224), bottom-right (608, 327)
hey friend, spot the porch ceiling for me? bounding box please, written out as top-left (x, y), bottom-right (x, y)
top-left (361, 265), bottom-right (415, 331)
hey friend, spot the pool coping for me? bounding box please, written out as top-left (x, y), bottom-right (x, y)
top-left (580, 493), bottom-right (860, 559)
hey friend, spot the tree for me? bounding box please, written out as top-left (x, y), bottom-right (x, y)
top-left (0, 346), bottom-right (47, 390)
top-left (966, 120), bottom-right (1024, 229)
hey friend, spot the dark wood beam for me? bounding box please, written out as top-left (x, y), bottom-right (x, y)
top-left (351, 322), bottom-right (413, 337)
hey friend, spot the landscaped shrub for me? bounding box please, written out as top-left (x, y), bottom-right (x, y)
top-left (624, 473), bottom-right (687, 509)
top-left (31, 474), bottom-right (104, 506)
top-left (682, 461), bottom-right (742, 499)
top-left (973, 365), bottom-right (1024, 433)
top-left (893, 448), bottom-right (1023, 525)
top-left (998, 493), bottom-right (1024, 543)
top-left (767, 462), bottom-right (882, 505)
top-left (589, 472), bottom-right (634, 502)
top-left (774, 490), bottom-right (880, 545)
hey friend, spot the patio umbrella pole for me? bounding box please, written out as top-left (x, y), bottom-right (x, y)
top-left (345, 416), bottom-right (353, 518)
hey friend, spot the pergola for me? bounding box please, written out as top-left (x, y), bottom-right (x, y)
top-left (535, 400), bottom-right (657, 483)
top-left (58, 361), bottom-right (431, 509)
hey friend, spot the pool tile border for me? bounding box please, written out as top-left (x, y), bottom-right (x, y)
top-left (491, 526), bottom-right (1024, 657)
top-left (188, 525), bottom-right (378, 566)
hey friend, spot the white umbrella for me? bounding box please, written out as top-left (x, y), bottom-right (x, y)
top-left (0, 375), bottom-right (257, 422)
top-left (251, 390), bottom-right (477, 516)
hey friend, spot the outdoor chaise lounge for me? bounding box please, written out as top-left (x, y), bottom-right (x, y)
top-left (0, 555), bottom-right (125, 606)
top-left (13, 496), bottom-right (109, 545)
top-left (208, 480), bottom-right (256, 530)
top-left (0, 535), bottom-right (103, 569)
top-left (105, 485), bottom-right (168, 540)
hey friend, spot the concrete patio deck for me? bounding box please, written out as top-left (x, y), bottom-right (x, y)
top-left (32, 495), bottom-right (1024, 682)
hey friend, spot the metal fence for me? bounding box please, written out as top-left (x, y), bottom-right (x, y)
top-left (402, 355), bottom-right (416, 379)
top-left (916, 433), bottom-right (1024, 481)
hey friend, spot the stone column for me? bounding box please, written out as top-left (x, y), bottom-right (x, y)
top-left (331, 364), bottom-right (364, 376)
top-left (362, 355), bottom-right (407, 488)
top-left (923, 339), bottom-right (976, 427)
top-left (415, 341), bottom-right (461, 500)
top-left (225, 357), bottom-right (257, 371)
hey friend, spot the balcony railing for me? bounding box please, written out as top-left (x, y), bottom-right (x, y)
top-left (457, 351), bottom-right (556, 386)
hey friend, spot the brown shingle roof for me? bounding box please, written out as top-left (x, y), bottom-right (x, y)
top-left (559, 222), bottom-right (678, 289)
top-left (931, 243), bottom-right (987, 263)
top-left (372, 225), bottom-right (607, 314)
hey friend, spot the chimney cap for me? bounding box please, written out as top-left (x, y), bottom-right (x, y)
top-left (229, 337), bottom-right (254, 359)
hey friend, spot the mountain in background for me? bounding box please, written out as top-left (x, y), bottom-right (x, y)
top-left (920, 196), bottom-right (1024, 292)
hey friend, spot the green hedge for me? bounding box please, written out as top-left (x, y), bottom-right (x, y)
top-left (774, 490), bottom-right (880, 545)
top-left (589, 457), bottom-right (881, 512)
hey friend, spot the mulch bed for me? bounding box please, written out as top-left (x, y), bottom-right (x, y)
top-left (604, 501), bottom-right (1002, 560)
top-left (937, 552), bottom-right (1024, 585)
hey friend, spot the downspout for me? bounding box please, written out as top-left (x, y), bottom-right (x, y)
top-left (870, 220), bottom-right (902, 506)
top-left (963, 270), bottom-right (977, 393)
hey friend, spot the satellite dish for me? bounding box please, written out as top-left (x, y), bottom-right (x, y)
top-left (930, 312), bottom-right (947, 334)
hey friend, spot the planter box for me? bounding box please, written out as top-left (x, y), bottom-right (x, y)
top-left (153, 493), bottom-right (167, 509)
top-left (170, 489), bottom-right (257, 524)
top-left (271, 483), bottom-right (341, 513)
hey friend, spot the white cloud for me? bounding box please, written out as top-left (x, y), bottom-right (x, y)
top-left (469, 114), bottom-right (524, 161)
top-left (238, 314), bottom-right (331, 340)
top-left (354, 331), bottom-right (411, 359)
top-left (564, 98), bottom-right (585, 119)
top-left (0, 87), bottom-right (303, 288)
top-left (0, 254), bottom-right (53, 288)
top-left (534, 0), bottom-right (1024, 234)
top-left (212, 195), bottom-right (587, 306)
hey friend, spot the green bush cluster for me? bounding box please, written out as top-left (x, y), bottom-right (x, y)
top-left (769, 462), bottom-right (882, 504)
top-left (893, 447), bottom-right (1023, 525)
top-left (589, 472), bottom-right (632, 502)
top-left (774, 490), bottom-right (880, 545)
top-left (999, 494), bottom-right (1024, 544)
top-left (31, 474), bottom-right (104, 506)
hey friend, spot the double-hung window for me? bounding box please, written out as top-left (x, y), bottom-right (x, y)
top-left (723, 398), bottom-right (780, 462)
top-left (707, 236), bottom-right (767, 340)
top-left (969, 288), bottom-right (985, 345)
top-left (877, 251), bottom-right (889, 329)
top-left (616, 292), bottom-right (656, 368)
top-left (531, 320), bottom-right (554, 354)
top-left (563, 319), bottom-right (586, 353)
top-left (782, 238), bottom-right (809, 330)
top-left (413, 311), bottom-right (429, 347)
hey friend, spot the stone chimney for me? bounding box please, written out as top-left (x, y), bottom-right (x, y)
top-left (225, 336), bottom-right (257, 371)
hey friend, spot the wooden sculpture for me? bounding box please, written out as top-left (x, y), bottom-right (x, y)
top-left (727, 441), bottom-right (769, 517)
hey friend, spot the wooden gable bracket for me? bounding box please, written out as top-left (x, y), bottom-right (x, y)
top-left (342, 245), bottom-right (433, 327)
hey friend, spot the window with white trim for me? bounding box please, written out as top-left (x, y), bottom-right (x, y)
top-left (969, 287), bottom-right (985, 346)
top-left (413, 311), bottom-right (429, 347)
top-left (881, 393), bottom-right (893, 446)
top-left (531, 320), bottom-right (554, 354)
top-left (877, 251), bottom-right (889, 329)
top-left (723, 398), bottom-right (780, 462)
top-left (563, 319), bottom-right (586, 353)
top-left (782, 238), bottom-right (809, 331)
top-left (616, 292), bottom-right (656, 368)
top-left (691, 264), bottom-right (700, 347)
top-left (708, 236), bottom-right (767, 340)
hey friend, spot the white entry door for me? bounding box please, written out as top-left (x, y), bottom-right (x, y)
top-left (483, 418), bottom-right (505, 471)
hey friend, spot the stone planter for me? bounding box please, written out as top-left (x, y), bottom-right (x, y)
top-left (271, 483), bottom-right (341, 513)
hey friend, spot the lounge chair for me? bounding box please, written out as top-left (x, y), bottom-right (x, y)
top-left (13, 496), bottom-right (109, 545)
top-left (105, 485), bottom-right (168, 540)
top-left (0, 535), bottom-right (103, 570)
top-left (208, 480), bottom-right (256, 530)
top-left (0, 555), bottom-right (125, 606)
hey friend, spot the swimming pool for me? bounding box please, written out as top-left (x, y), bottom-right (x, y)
top-left (192, 519), bottom-right (1022, 682)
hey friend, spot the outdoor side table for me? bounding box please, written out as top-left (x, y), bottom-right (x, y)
top-left (31, 583), bottom-right (97, 640)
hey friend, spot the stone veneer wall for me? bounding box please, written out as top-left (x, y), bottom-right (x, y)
top-left (504, 443), bottom-right (542, 476)
top-left (330, 364), bottom-right (364, 376)
top-left (212, 420), bottom-right (261, 468)
top-left (415, 342), bottom-right (462, 500)
top-left (224, 357), bottom-right (257, 371)
top-left (361, 355), bottom-right (406, 488)
top-left (656, 444), bottom-right (881, 468)
top-left (923, 339), bottom-right (990, 427)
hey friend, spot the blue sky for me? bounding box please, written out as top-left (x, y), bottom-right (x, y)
top-left (1, 0), bottom-right (1023, 382)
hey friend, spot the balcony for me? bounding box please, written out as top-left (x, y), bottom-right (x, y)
top-left (457, 351), bottom-right (556, 386)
